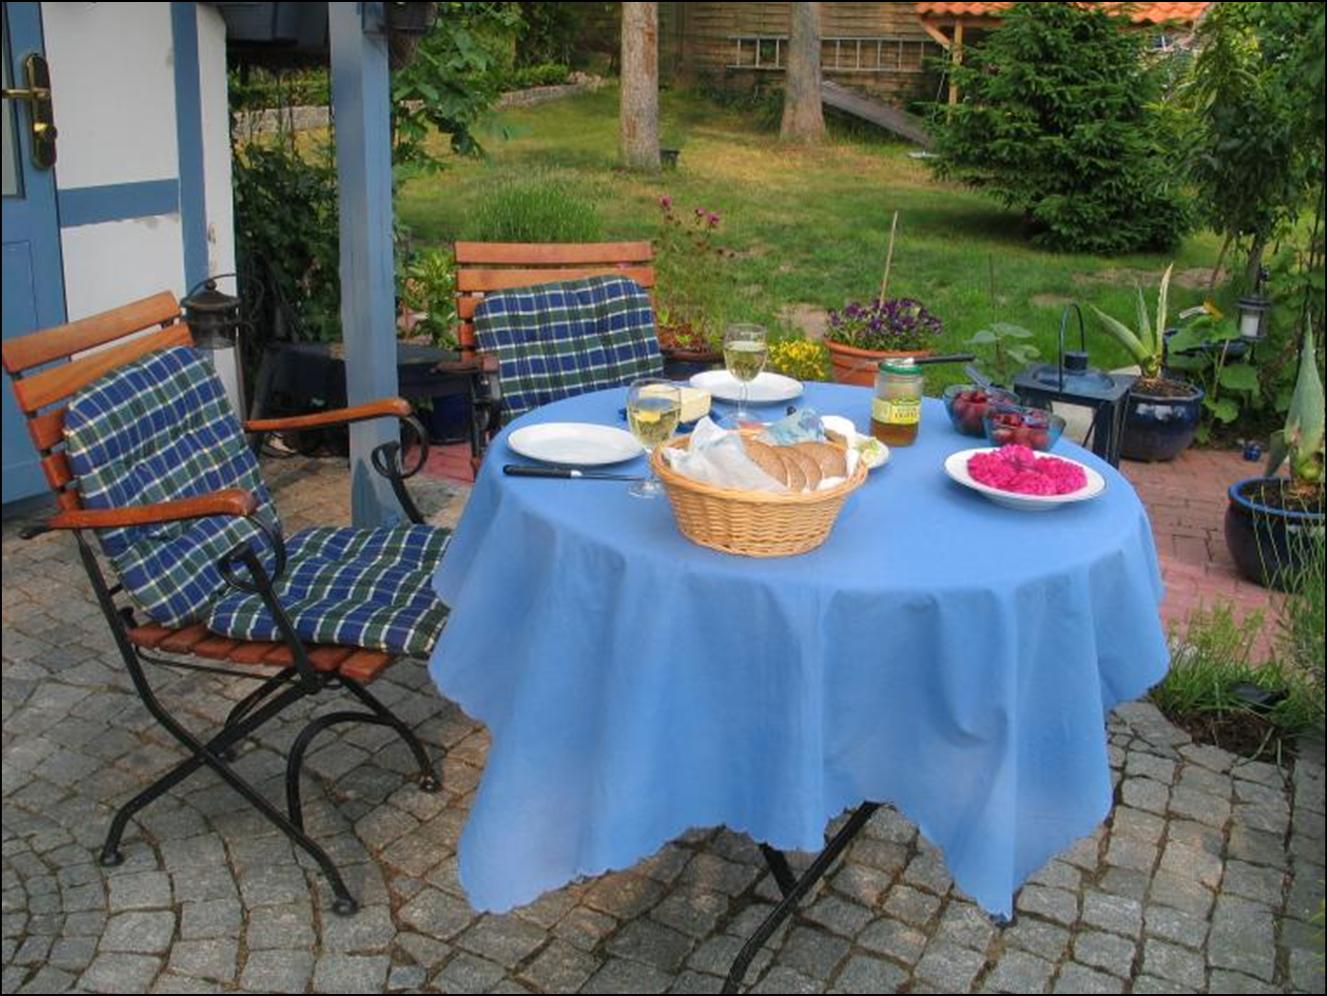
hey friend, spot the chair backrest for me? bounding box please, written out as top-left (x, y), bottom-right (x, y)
top-left (472, 274), bottom-right (663, 421)
top-left (1, 292), bottom-right (190, 511)
top-left (454, 241), bottom-right (655, 352)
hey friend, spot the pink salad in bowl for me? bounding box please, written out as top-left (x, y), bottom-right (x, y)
top-left (967, 444), bottom-right (1088, 496)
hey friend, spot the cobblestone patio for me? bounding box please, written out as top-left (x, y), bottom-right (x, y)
top-left (2, 457), bottom-right (1323, 995)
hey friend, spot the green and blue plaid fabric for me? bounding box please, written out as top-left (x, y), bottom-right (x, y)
top-left (65, 346), bottom-right (282, 628)
top-left (473, 274), bottom-right (663, 420)
top-left (65, 347), bottom-right (450, 656)
top-left (207, 526), bottom-right (449, 656)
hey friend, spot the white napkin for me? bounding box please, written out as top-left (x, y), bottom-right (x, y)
top-left (662, 417), bottom-right (787, 491)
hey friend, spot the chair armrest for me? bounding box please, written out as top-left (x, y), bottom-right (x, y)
top-left (44, 489), bottom-right (258, 531)
top-left (244, 398), bottom-right (413, 433)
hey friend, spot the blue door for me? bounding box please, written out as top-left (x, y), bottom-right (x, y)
top-left (2, 1), bottom-right (65, 505)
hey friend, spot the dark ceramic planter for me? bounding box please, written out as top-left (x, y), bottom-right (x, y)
top-left (1120, 379), bottom-right (1204, 462)
top-left (424, 393), bottom-right (470, 443)
top-left (660, 346), bottom-right (720, 381)
top-left (1225, 477), bottom-right (1325, 590)
top-left (1161, 328), bottom-right (1251, 381)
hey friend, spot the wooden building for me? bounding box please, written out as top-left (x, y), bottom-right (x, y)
top-left (658, 2), bottom-right (943, 107)
top-left (658, 2), bottom-right (1212, 109)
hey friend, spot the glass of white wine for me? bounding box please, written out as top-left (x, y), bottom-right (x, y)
top-left (625, 378), bottom-right (682, 499)
top-left (723, 323), bottom-right (768, 425)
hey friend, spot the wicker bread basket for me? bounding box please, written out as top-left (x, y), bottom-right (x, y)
top-left (650, 434), bottom-right (869, 557)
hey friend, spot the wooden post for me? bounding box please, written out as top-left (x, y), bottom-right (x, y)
top-left (329, 2), bottom-right (401, 526)
top-left (948, 22), bottom-right (965, 105)
top-left (879, 211), bottom-right (899, 303)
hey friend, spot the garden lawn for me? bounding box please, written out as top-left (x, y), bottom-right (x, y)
top-left (396, 86), bottom-right (1225, 391)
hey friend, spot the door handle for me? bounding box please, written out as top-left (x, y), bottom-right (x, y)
top-left (0, 54), bottom-right (56, 169)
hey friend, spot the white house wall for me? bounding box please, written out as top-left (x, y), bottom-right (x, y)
top-left (59, 216), bottom-right (186, 320)
top-left (40, 1), bottom-right (232, 323)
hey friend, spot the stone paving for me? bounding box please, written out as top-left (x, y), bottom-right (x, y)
top-left (2, 456), bottom-right (1324, 995)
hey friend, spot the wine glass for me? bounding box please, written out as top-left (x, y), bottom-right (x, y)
top-left (723, 323), bottom-right (768, 426)
top-left (625, 378), bottom-right (682, 499)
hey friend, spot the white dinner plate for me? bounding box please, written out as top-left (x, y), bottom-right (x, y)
top-left (689, 370), bottom-right (804, 405)
top-left (508, 422), bottom-right (643, 466)
top-left (943, 447), bottom-right (1106, 512)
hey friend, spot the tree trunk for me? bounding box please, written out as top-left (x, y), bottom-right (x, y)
top-left (781, 2), bottom-right (825, 144)
top-left (620, 2), bottom-right (660, 172)
top-left (1244, 232), bottom-right (1268, 292)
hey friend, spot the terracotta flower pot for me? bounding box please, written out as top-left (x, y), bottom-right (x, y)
top-left (825, 340), bottom-right (933, 386)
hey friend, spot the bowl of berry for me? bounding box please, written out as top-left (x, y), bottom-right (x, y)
top-left (982, 404), bottom-right (1066, 452)
top-left (942, 384), bottom-right (1020, 437)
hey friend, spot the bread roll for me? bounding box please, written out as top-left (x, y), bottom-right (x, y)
top-left (774, 448), bottom-right (806, 491)
top-left (797, 441), bottom-right (846, 479)
top-left (744, 439), bottom-right (789, 487)
top-left (784, 445), bottom-right (822, 490)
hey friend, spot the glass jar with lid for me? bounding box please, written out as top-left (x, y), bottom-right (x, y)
top-left (871, 358), bottom-right (924, 446)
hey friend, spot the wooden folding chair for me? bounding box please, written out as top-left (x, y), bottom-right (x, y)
top-left (2, 292), bottom-right (446, 916)
top-left (448, 241), bottom-right (657, 461)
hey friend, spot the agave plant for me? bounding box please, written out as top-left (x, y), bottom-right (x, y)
top-left (1089, 263), bottom-right (1173, 381)
top-left (1265, 328), bottom-right (1325, 497)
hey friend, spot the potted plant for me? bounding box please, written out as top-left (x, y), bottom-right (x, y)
top-left (1225, 328), bottom-right (1324, 589)
top-left (823, 298), bottom-right (943, 385)
top-left (767, 333), bottom-right (830, 382)
top-left (654, 196), bottom-right (727, 377)
top-left (1162, 306), bottom-right (1261, 444)
top-left (1090, 264), bottom-right (1205, 461)
top-left (940, 322), bottom-right (1037, 436)
top-left (399, 247), bottom-right (468, 441)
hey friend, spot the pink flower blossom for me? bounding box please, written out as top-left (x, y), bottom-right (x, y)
top-left (659, 195), bottom-right (672, 209)
top-left (707, 212), bottom-right (721, 227)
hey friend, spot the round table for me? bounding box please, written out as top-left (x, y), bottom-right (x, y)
top-left (428, 383), bottom-right (1168, 917)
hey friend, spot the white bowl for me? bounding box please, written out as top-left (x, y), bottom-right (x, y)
top-left (943, 447), bottom-right (1105, 511)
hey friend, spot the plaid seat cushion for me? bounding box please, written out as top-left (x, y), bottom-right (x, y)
top-left (473, 274), bottom-right (663, 420)
top-left (207, 525), bottom-right (450, 656)
top-left (65, 346), bottom-right (449, 656)
top-left (65, 346), bottom-right (282, 628)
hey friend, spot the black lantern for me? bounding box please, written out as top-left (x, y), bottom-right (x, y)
top-left (1236, 266), bottom-right (1272, 342)
top-left (1012, 306), bottom-right (1137, 467)
top-left (182, 277), bottom-right (245, 417)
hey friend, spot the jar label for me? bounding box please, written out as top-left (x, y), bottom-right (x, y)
top-left (872, 397), bottom-right (921, 425)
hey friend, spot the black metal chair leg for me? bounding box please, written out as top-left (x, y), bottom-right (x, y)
top-left (759, 844), bottom-right (798, 898)
top-left (285, 710), bottom-right (399, 831)
top-left (339, 678), bottom-right (439, 792)
top-left (99, 669), bottom-right (360, 915)
top-left (723, 803), bottom-right (880, 994)
top-left (100, 678), bottom-right (313, 865)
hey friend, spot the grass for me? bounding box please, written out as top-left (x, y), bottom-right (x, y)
top-left (1154, 603), bottom-right (1323, 762)
top-left (396, 85), bottom-right (1226, 391)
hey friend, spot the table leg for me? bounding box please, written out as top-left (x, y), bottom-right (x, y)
top-left (723, 802), bottom-right (880, 993)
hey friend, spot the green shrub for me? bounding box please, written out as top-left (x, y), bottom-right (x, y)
top-left (465, 176), bottom-right (603, 242)
top-left (931, 2), bottom-right (1193, 254)
top-left (505, 62), bottom-right (572, 89)
top-left (400, 247), bottom-right (458, 350)
top-left (233, 138), bottom-right (341, 351)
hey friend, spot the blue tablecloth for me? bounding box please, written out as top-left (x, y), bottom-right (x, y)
top-left (428, 383), bottom-right (1168, 917)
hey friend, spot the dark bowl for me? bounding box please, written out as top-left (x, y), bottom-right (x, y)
top-left (983, 403), bottom-right (1067, 451)
top-left (942, 384), bottom-right (1019, 437)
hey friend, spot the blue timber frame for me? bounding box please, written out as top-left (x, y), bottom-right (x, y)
top-left (171, 1), bottom-right (209, 290)
top-left (2, 1), bottom-right (66, 505)
top-left (329, 1), bottom-right (401, 526)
